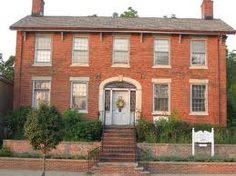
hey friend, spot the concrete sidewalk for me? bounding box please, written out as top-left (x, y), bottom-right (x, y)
top-left (0, 170), bottom-right (236, 176)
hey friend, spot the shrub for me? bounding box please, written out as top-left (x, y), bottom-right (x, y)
top-left (63, 109), bottom-right (102, 142)
top-left (0, 147), bottom-right (12, 157)
top-left (1, 107), bottom-right (32, 139)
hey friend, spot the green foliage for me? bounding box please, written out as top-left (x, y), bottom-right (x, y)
top-left (120, 7), bottom-right (138, 18)
top-left (0, 107), bottom-right (32, 139)
top-left (0, 55), bottom-right (15, 81)
top-left (227, 50), bottom-right (236, 127)
top-left (141, 155), bottom-right (236, 162)
top-left (63, 109), bottom-right (102, 142)
top-left (136, 114), bottom-right (236, 144)
top-left (24, 104), bottom-right (64, 154)
top-left (0, 147), bottom-right (12, 157)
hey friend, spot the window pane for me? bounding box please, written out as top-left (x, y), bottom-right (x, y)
top-left (74, 38), bottom-right (88, 50)
top-left (114, 39), bottom-right (128, 51)
top-left (37, 37), bottom-right (51, 50)
top-left (154, 52), bottom-right (169, 65)
top-left (72, 51), bottom-right (88, 64)
top-left (113, 51), bottom-right (128, 64)
top-left (36, 50), bottom-right (51, 63)
top-left (192, 85), bottom-right (206, 112)
top-left (33, 80), bottom-right (50, 108)
top-left (154, 84), bottom-right (169, 112)
top-left (72, 83), bottom-right (87, 111)
top-left (154, 40), bottom-right (169, 52)
top-left (191, 40), bottom-right (206, 66)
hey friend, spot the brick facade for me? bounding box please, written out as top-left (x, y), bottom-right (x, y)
top-left (13, 31), bottom-right (227, 125)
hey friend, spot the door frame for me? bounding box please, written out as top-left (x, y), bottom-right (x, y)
top-left (105, 88), bottom-right (136, 125)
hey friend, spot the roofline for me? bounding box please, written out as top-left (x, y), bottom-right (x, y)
top-left (9, 26), bottom-right (236, 35)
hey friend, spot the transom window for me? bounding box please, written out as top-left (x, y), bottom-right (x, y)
top-left (191, 40), bottom-right (206, 66)
top-left (72, 37), bottom-right (89, 65)
top-left (191, 84), bottom-right (207, 113)
top-left (154, 39), bottom-right (170, 66)
top-left (113, 38), bottom-right (129, 65)
top-left (32, 80), bottom-right (51, 108)
top-left (153, 83), bottom-right (170, 113)
top-left (71, 82), bottom-right (88, 112)
top-left (35, 35), bottom-right (51, 64)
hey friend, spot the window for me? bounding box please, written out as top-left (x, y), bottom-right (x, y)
top-left (70, 77), bottom-right (89, 113)
top-left (190, 80), bottom-right (208, 115)
top-left (154, 39), bottom-right (170, 66)
top-left (32, 79), bottom-right (51, 108)
top-left (113, 38), bottom-right (129, 65)
top-left (153, 81), bottom-right (170, 114)
top-left (35, 35), bottom-right (52, 65)
top-left (72, 37), bottom-right (89, 65)
top-left (191, 40), bottom-right (206, 67)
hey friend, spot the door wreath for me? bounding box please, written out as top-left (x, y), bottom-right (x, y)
top-left (116, 96), bottom-right (125, 112)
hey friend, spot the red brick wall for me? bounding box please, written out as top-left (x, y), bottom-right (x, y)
top-left (13, 32), bottom-right (227, 125)
top-left (3, 140), bottom-right (100, 157)
top-left (142, 161), bottom-right (236, 174)
top-left (0, 157), bottom-right (88, 172)
top-left (201, 0), bottom-right (214, 19)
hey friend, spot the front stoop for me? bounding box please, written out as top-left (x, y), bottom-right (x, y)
top-left (92, 162), bottom-right (150, 176)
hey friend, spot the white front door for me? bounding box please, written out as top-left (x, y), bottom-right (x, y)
top-left (112, 90), bottom-right (130, 125)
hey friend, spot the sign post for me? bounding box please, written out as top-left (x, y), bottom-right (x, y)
top-left (192, 128), bottom-right (214, 157)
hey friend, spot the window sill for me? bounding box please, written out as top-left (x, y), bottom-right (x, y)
top-left (70, 64), bottom-right (89, 67)
top-left (111, 64), bottom-right (130, 68)
top-left (190, 66), bottom-right (208, 69)
top-left (32, 63), bottom-right (52, 67)
top-left (152, 65), bottom-right (171, 69)
top-left (189, 112), bottom-right (208, 116)
top-left (152, 112), bottom-right (171, 116)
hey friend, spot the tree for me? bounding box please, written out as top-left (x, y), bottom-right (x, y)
top-left (120, 7), bottom-right (138, 18)
top-left (24, 104), bottom-right (64, 176)
top-left (227, 50), bottom-right (236, 127)
top-left (0, 55), bottom-right (15, 81)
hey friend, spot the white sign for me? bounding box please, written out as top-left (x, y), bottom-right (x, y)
top-left (192, 128), bottom-right (214, 157)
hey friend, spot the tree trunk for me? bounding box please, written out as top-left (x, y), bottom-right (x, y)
top-left (41, 153), bottom-right (46, 176)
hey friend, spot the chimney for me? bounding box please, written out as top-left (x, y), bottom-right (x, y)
top-left (32, 0), bottom-right (45, 16)
top-left (201, 0), bottom-right (213, 20)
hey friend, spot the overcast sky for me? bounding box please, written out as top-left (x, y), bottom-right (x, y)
top-left (0, 0), bottom-right (235, 60)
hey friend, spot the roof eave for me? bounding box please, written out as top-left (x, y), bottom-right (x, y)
top-left (9, 26), bottom-right (236, 35)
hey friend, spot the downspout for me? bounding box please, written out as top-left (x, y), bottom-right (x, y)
top-left (18, 31), bottom-right (24, 107)
top-left (217, 35), bottom-right (221, 125)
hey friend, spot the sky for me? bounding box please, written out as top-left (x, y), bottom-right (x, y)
top-left (0, 0), bottom-right (235, 60)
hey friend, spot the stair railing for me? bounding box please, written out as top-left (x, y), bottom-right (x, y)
top-left (87, 146), bottom-right (101, 171)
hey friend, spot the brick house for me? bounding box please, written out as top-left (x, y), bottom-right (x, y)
top-left (10, 0), bottom-right (235, 126)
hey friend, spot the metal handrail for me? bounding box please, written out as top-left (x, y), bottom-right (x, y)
top-left (87, 146), bottom-right (101, 171)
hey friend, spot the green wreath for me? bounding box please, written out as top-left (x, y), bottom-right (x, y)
top-left (116, 96), bottom-right (125, 109)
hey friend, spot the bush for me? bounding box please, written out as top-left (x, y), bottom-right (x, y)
top-left (1, 107), bottom-right (32, 139)
top-left (63, 109), bottom-right (102, 142)
top-left (0, 147), bottom-right (12, 157)
top-left (136, 114), bottom-right (236, 144)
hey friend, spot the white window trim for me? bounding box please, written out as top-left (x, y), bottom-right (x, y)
top-left (153, 37), bottom-right (171, 68)
top-left (33, 34), bottom-right (52, 66)
top-left (190, 38), bottom-right (208, 69)
top-left (112, 36), bottom-right (130, 68)
top-left (152, 79), bottom-right (171, 115)
top-left (32, 76), bottom-right (52, 108)
top-left (71, 36), bottom-right (89, 66)
top-left (70, 77), bottom-right (89, 113)
top-left (189, 79), bottom-right (209, 116)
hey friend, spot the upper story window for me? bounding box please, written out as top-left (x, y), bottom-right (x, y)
top-left (191, 40), bottom-right (207, 68)
top-left (72, 37), bottom-right (89, 66)
top-left (154, 39), bottom-right (170, 67)
top-left (113, 38), bottom-right (129, 66)
top-left (32, 77), bottom-right (51, 108)
top-left (190, 79), bottom-right (208, 115)
top-left (70, 77), bottom-right (89, 113)
top-left (34, 35), bottom-right (52, 65)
